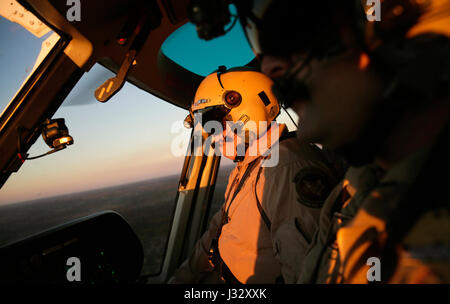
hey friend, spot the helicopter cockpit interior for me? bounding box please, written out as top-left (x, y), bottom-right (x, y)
top-left (0, 0), bottom-right (302, 284)
top-left (0, 0), bottom-right (248, 284)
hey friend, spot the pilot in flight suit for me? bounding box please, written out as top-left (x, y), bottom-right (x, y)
top-left (168, 67), bottom-right (345, 283)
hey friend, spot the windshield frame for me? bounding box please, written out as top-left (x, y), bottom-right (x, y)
top-left (0, 36), bottom-right (68, 133)
top-left (0, 1), bottom-right (71, 133)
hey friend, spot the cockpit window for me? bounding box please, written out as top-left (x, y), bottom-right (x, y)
top-left (161, 5), bottom-right (255, 76)
top-left (0, 64), bottom-right (192, 276)
top-left (0, 2), bottom-right (60, 118)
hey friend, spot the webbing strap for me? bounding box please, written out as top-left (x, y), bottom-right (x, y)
top-left (222, 158), bottom-right (261, 228)
top-left (212, 128), bottom-right (294, 281)
top-left (254, 165), bottom-right (272, 232)
top-left (210, 158), bottom-right (261, 284)
top-left (379, 120), bottom-right (450, 281)
top-left (253, 130), bottom-right (304, 232)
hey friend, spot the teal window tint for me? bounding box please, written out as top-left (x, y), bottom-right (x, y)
top-left (161, 5), bottom-right (255, 76)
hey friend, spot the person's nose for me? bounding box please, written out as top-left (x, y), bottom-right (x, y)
top-left (261, 55), bottom-right (292, 79)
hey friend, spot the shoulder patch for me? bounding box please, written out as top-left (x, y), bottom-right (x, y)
top-left (293, 167), bottom-right (333, 208)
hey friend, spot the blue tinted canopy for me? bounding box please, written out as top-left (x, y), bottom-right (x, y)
top-left (161, 6), bottom-right (255, 76)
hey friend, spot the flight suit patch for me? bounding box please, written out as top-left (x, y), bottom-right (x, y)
top-left (294, 167), bottom-right (332, 208)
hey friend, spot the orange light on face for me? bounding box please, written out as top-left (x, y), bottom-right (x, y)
top-left (358, 53), bottom-right (371, 70)
top-left (371, 191), bottom-right (382, 199)
top-left (342, 179), bottom-right (350, 188)
top-left (392, 5), bottom-right (405, 17)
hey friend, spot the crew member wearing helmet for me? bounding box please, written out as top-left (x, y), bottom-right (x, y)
top-left (168, 67), bottom-right (343, 283)
top-left (187, 0), bottom-right (450, 283)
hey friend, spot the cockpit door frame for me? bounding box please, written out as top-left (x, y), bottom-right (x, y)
top-left (145, 131), bottom-right (221, 283)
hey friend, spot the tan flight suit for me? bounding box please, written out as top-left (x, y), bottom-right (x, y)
top-left (297, 164), bottom-right (385, 283)
top-left (300, 143), bottom-right (450, 284)
top-left (169, 124), bottom-right (342, 283)
top-left (332, 145), bottom-right (450, 283)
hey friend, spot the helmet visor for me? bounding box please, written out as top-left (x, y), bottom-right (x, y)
top-left (193, 106), bottom-right (231, 134)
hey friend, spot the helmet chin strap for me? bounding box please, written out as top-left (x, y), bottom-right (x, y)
top-left (231, 123), bottom-right (276, 162)
top-left (233, 144), bottom-right (247, 162)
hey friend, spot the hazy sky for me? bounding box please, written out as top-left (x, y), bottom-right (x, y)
top-left (0, 63), bottom-right (191, 204)
top-left (0, 15), bottom-right (297, 205)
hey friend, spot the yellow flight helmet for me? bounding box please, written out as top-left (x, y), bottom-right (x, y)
top-left (185, 66), bottom-right (280, 140)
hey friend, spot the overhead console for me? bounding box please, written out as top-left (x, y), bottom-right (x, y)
top-left (20, 0), bottom-right (198, 109)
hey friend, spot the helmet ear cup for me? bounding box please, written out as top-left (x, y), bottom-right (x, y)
top-left (224, 90), bottom-right (242, 107)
